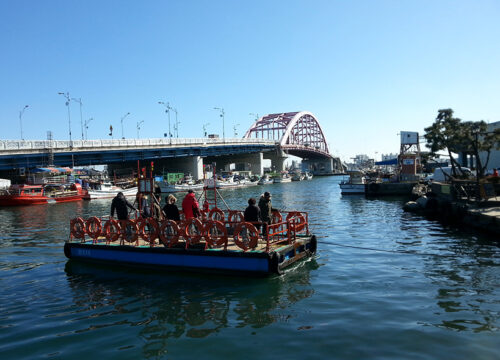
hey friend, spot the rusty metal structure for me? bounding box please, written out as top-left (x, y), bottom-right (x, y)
top-left (243, 111), bottom-right (331, 159)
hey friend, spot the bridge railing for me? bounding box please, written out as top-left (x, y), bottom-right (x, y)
top-left (0, 138), bottom-right (276, 151)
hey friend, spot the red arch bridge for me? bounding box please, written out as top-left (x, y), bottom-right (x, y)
top-left (0, 111), bottom-right (342, 179)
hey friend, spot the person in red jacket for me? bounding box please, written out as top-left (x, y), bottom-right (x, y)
top-left (182, 190), bottom-right (201, 219)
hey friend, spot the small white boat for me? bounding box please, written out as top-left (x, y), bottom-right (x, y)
top-left (273, 174), bottom-right (292, 183)
top-left (304, 172), bottom-right (313, 180)
top-left (84, 182), bottom-right (137, 200)
top-left (157, 181), bottom-right (203, 193)
top-left (339, 171), bottom-right (366, 195)
top-left (258, 175), bottom-right (273, 185)
top-left (291, 173), bottom-right (304, 181)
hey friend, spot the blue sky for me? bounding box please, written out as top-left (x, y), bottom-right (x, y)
top-left (1, 0), bottom-right (499, 161)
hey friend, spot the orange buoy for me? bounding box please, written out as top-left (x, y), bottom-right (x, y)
top-left (103, 218), bottom-right (121, 242)
top-left (85, 216), bottom-right (102, 240)
top-left (138, 217), bottom-right (160, 244)
top-left (70, 217), bottom-right (86, 239)
top-left (183, 217), bottom-right (204, 245)
top-left (228, 210), bottom-right (244, 223)
top-left (159, 219), bottom-right (180, 247)
top-left (233, 222), bottom-right (259, 251)
top-left (286, 212), bottom-right (306, 232)
top-left (271, 210), bottom-right (283, 224)
top-left (205, 220), bottom-right (228, 247)
top-left (120, 219), bottom-right (139, 243)
top-left (208, 207), bottom-right (225, 222)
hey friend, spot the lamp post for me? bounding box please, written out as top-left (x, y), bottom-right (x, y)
top-left (213, 107), bottom-right (225, 139)
top-left (71, 97), bottom-right (84, 140)
top-left (172, 107), bottom-right (178, 137)
top-left (120, 112), bottom-right (130, 139)
top-left (19, 105), bottom-right (29, 140)
top-left (233, 124), bottom-right (240, 137)
top-left (203, 123), bottom-right (210, 137)
top-left (158, 101), bottom-right (172, 142)
top-left (84, 118), bottom-right (93, 140)
top-left (249, 113), bottom-right (259, 121)
top-left (137, 120), bottom-right (144, 138)
top-left (58, 92), bottom-right (72, 143)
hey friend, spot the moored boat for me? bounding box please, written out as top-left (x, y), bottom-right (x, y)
top-left (83, 182), bottom-right (138, 200)
top-left (0, 183), bottom-right (86, 206)
top-left (258, 174), bottom-right (273, 185)
top-left (339, 171), bottom-right (366, 195)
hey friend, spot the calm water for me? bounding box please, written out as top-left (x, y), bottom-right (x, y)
top-left (0, 176), bottom-right (499, 359)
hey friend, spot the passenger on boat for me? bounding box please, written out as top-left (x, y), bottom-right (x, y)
top-left (163, 194), bottom-right (180, 221)
top-left (111, 192), bottom-right (137, 220)
top-left (135, 193), bottom-right (152, 219)
top-left (258, 191), bottom-right (277, 235)
top-left (182, 190), bottom-right (201, 219)
top-left (244, 197), bottom-right (261, 230)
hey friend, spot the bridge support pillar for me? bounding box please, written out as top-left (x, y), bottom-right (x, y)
top-left (302, 157), bottom-right (343, 175)
top-left (268, 154), bottom-right (287, 173)
top-left (187, 156), bottom-right (204, 180)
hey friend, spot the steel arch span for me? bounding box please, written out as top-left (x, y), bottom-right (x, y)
top-left (243, 111), bottom-right (331, 158)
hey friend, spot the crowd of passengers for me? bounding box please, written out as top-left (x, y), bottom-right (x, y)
top-left (110, 190), bottom-right (277, 235)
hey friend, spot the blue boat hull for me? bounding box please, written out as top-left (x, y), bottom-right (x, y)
top-left (64, 236), bottom-right (317, 276)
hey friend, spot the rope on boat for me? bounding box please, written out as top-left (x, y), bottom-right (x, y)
top-left (318, 240), bottom-right (460, 258)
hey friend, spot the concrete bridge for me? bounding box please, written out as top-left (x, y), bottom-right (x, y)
top-left (0, 111), bottom-right (342, 179)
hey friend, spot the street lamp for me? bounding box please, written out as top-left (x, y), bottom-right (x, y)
top-left (120, 112), bottom-right (130, 139)
top-left (203, 122), bottom-right (210, 137)
top-left (171, 107), bottom-right (179, 138)
top-left (58, 92), bottom-right (72, 143)
top-left (158, 101), bottom-right (172, 141)
top-left (19, 105), bottom-right (29, 140)
top-left (71, 97), bottom-right (84, 140)
top-left (84, 117), bottom-right (93, 140)
top-left (137, 120), bottom-right (144, 138)
top-left (213, 107), bottom-right (225, 139)
top-left (249, 113), bottom-right (259, 121)
top-left (233, 123), bottom-right (240, 137)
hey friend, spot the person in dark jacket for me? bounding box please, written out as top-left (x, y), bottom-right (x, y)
top-left (111, 192), bottom-right (136, 220)
top-left (163, 194), bottom-right (181, 221)
top-left (244, 197), bottom-right (261, 230)
top-left (182, 190), bottom-right (201, 219)
top-left (258, 191), bottom-right (276, 236)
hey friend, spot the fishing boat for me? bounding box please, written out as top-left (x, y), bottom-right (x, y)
top-left (273, 173), bottom-right (292, 183)
top-left (0, 183), bottom-right (86, 206)
top-left (304, 172), bottom-right (313, 180)
top-left (64, 165), bottom-right (317, 276)
top-left (83, 182), bottom-right (138, 200)
top-left (291, 172), bottom-right (305, 181)
top-left (258, 174), bottom-right (273, 185)
top-left (339, 171), bottom-right (366, 195)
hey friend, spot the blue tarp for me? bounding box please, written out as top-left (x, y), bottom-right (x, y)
top-left (375, 158), bottom-right (398, 166)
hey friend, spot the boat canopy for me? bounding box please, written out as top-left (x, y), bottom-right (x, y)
top-left (375, 158), bottom-right (398, 166)
top-left (31, 167), bottom-right (72, 174)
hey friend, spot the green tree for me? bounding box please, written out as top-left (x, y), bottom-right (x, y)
top-left (424, 109), bottom-right (500, 178)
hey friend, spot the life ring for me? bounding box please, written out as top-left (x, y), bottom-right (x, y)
top-left (85, 216), bottom-right (102, 240)
top-left (138, 217), bottom-right (160, 244)
top-left (208, 207), bottom-right (225, 222)
top-left (228, 210), bottom-right (244, 223)
top-left (120, 219), bottom-right (139, 243)
top-left (103, 219), bottom-right (121, 242)
top-left (233, 222), bottom-right (259, 251)
top-left (159, 219), bottom-right (180, 247)
top-left (70, 217), bottom-right (86, 239)
top-left (271, 210), bottom-right (283, 224)
top-left (286, 212), bottom-right (306, 232)
top-left (183, 217), bottom-right (204, 245)
top-left (204, 220), bottom-right (228, 247)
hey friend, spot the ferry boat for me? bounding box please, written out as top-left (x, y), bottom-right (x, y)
top-left (0, 183), bottom-right (86, 206)
top-left (339, 171), bottom-right (366, 195)
top-left (64, 165), bottom-right (317, 276)
top-left (83, 182), bottom-right (138, 200)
